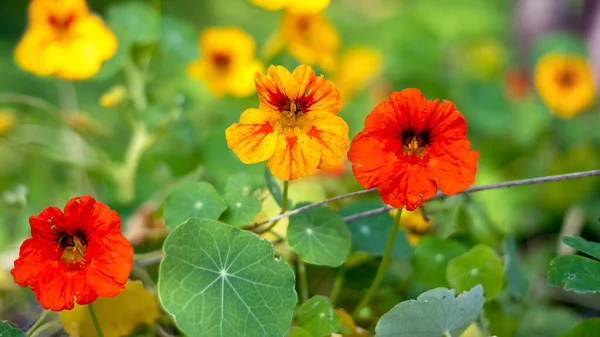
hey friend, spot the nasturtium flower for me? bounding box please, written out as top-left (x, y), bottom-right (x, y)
top-left (250, 0), bottom-right (330, 14)
top-left (15, 0), bottom-right (118, 80)
top-left (0, 109), bottom-right (16, 135)
top-left (397, 208), bottom-right (433, 245)
top-left (333, 47), bottom-right (382, 100)
top-left (11, 196), bottom-right (133, 311)
top-left (534, 53), bottom-right (596, 118)
top-left (264, 12), bottom-right (340, 72)
top-left (226, 65), bottom-right (349, 181)
top-left (187, 27), bottom-right (264, 98)
top-left (99, 85), bottom-right (127, 108)
top-left (348, 88), bottom-right (479, 211)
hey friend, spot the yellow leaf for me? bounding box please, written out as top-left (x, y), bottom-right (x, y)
top-left (60, 280), bottom-right (160, 337)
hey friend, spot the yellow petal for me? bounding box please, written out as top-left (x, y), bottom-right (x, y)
top-left (307, 112), bottom-right (349, 171)
top-left (28, 0), bottom-right (89, 28)
top-left (60, 280), bottom-right (160, 337)
top-left (55, 38), bottom-right (105, 80)
top-left (200, 27), bottom-right (257, 60)
top-left (99, 85), bottom-right (127, 108)
top-left (227, 59), bottom-right (264, 98)
top-left (15, 29), bottom-right (63, 76)
top-left (333, 47), bottom-right (382, 100)
top-left (256, 65), bottom-right (300, 111)
top-left (0, 109), bottom-right (16, 135)
top-left (70, 14), bottom-right (118, 62)
top-left (267, 133), bottom-right (320, 180)
top-left (287, 0), bottom-right (331, 13)
top-left (226, 108), bottom-right (278, 164)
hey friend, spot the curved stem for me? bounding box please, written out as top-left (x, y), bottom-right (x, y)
top-left (297, 257), bottom-right (309, 303)
top-left (0, 93), bottom-right (61, 115)
top-left (255, 180), bottom-right (289, 234)
top-left (28, 321), bottom-right (62, 337)
top-left (26, 310), bottom-right (51, 337)
top-left (330, 266), bottom-right (346, 305)
top-left (88, 303), bottom-right (104, 337)
top-left (352, 209), bottom-right (401, 318)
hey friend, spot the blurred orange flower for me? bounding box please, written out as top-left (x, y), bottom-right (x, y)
top-left (188, 27), bottom-right (264, 98)
top-left (15, 0), bottom-right (117, 80)
top-left (264, 11), bottom-right (340, 72)
top-left (398, 208), bottom-right (433, 245)
top-left (226, 65), bottom-right (349, 180)
top-left (534, 53), bottom-right (596, 119)
top-left (348, 89), bottom-right (479, 211)
top-left (11, 196), bottom-right (133, 311)
top-left (504, 67), bottom-right (530, 100)
top-left (250, 0), bottom-right (331, 14)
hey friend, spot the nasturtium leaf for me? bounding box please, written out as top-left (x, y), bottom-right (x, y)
top-left (558, 318), bottom-right (600, 337)
top-left (287, 327), bottom-right (313, 337)
top-left (159, 219), bottom-right (297, 337)
top-left (60, 280), bottom-right (160, 337)
top-left (107, 1), bottom-right (161, 45)
top-left (160, 15), bottom-right (198, 61)
top-left (412, 235), bottom-right (468, 287)
top-left (485, 301), bottom-right (517, 337)
top-left (264, 168), bottom-right (283, 207)
top-left (297, 296), bottom-right (341, 337)
top-left (504, 234), bottom-right (529, 298)
top-left (375, 285), bottom-right (485, 337)
top-left (447, 245), bottom-right (505, 300)
top-left (221, 195), bottom-right (262, 227)
top-left (224, 173), bottom-right (255, 198)
top-left (562, 236), bottom-right (600, 260)
top-left (164, 181), bottom-right (227, 228)
top-left (0, 321), bottom-right (25, 337)
top-left (339, 201), bottom-right (411, 258)
top-left (547, 255), bottom-right (600, 293)
top-left (288, 205), bottom-right (351, 267)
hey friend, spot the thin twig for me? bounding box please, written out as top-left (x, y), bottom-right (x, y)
top-left (136, 253), bottom-right (165, 267)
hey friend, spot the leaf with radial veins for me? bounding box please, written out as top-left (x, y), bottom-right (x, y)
top-left (446, 244), bottom-right (504, 300)
top-left (0, 321), bottom-right (25, 337)
top-left (164, 181), bottom-right (227, 228)
top-left (158, 219), bottom-right (297, 337)
top-left (547, 236), bottom-right (600, 293)
top-left (412, 235), bottom-right (468, 288)
top-left (375, 285), bottom-right (485, 337)
top-left (287, 205), bottom-right (351, 267)
top-left (297, 296), bottom-right (341, 337)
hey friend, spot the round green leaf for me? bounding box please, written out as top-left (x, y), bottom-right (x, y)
top-left (158, 219), bottom-right (297, 337)
top-left (375, 285), bottom-right (485, 337)
top-left (562, 236), bottom-right (600, 260)
top-left (287, 327), bottom-right (313, 337)
top-left (287, 205), bottom-right (351, 267)
top-left (412, 235), bottom-right (468, 287)
top-left (221, 195), bottom-right (262, 227)
top-left (547, 255), bottom-right (600, 293)
top-left (339, 201), bottom-right (411, 258)
top-left (0, 321), bottom-right (25, 337)
top-left (297, 296), bottom-right (341, 337)
top-left (164, 181), bottom-right (227, 228)
top-left (446, 244), bottom-right (505, 300)
top-left (107, 1), bottom-right (161, 46)
top-left (160, 15), bottom-right (198, 61)
top-left (558, 318), bottom-right (600, 337)
top-left (224, 173), bottom-right (256, 198)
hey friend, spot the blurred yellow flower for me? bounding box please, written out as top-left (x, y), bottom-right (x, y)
top-left (264, 12), bottom-right (340, 72)
top-left (534, 53), bottom-right (596, 119)
top-left (60, 280), bottom-right (160, 337)
top-left (99, 85), bottom-right (127, 108)
top-left (0, 109), bottom-right (16, 135)
top-left (187, 27), bottom-right (264, 98)
top-left (250, 0), bottom-right (330, 14)
top-left (15, 0), bottom-right (117, 80)
top-left (333, 47), bottom-right (382, 100)
top-left (391, 208), bottom-right (433, 245)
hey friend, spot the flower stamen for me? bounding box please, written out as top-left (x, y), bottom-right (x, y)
top-left (403, 135), bottom-right (427, 158)
top-left (59, 233), bottom-right (87, 264)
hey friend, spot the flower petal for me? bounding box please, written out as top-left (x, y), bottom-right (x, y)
top-left (255, 65), bottom-right (299, 111)
top-left (307, 111), bottom-right (349, 170)
top-left (35, 266), bottom-right (97, 311)
top-left (378, 165), bottom-right (438, 211)
top-left (301, 70), bottom-right (343, 115)
top-left (348, 129), bottom-right (399, 188)
top-left (11, 238), bottom-right (56, 287)
top-left (268, 133), bottom-right (321, 180)
top-left (29, 206), bottom-right (65, 241)
top-left (226, 108), bottom-right (278, 164)
top-left (85, 233), bottom-right (133, 297)
top-left (428, 140), bottom-right (479, 195)
top-left (365, 88), bottom-right (426, 133)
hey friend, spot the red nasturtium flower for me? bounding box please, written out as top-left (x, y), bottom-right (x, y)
top-left (11, 196), bottom-right (133, 311)
top-left (348, 88), bottom-right (479, 211)
top-left (226, 65), bottom-right (349, 180)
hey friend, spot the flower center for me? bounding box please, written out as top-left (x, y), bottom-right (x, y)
top-left (48, 13), bottom-right (76, 36)
top-left (212, 53), bottom-right (231, 71)
top-left (59, 233), bottom-right (87, 264)
top-left (402, 135), bottom-right (427, 158)
top-left (296, 16), bottom-right (311, 32)
top-left (556, 69), bottom-right (577, 89)
top-left (277, 101), bottom-right (309, 134)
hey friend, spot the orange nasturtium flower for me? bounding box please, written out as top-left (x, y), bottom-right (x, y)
top-left (348, 88), bottom-right (479, 211)
top-left (11, 196), bottom-right (133, 311)
top-left (15, 0), bottom-right (117, 80)
top-left (188, 27), bottom-right (264, 98)
top-left (264, 11), bottom-right (340, 72)
top-left (226, 65), bottom-right (349, 181)
top-left (534, 53), bottom-right (596, 119)
top-left (250, 0), bottom-right (330, 14)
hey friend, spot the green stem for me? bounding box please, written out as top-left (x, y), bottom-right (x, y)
top-left (330, 266), bottom-right (346, 305)
top-left (442, 332), bottom-right (452, 337)
top-left (478, 309), bottom-right (489, 336)
top-left (26, 310), bottom-right (50, 337)
top-left (255, 180), bottom-right (289, 234)
top-left (352, 209), bottom-right (401, 318)
top-left (123, 58), bottom-right (148, 112)
top-left (297, 257), bottom-right (309, 303)
top-left (88, 303), bottom-right (104, 337)
top-left (28, 321), bottom-right (62, 337)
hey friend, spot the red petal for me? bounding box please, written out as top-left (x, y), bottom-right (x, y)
top-left (85, 233), bottom-right (133, 297)
top-left (29, 206), bottom-right (65, 240)
top-left (378, 165), bottom-right (438, 211)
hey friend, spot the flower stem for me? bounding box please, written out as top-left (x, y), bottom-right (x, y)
top-left (297, 256), bottom-right (309, 303)
top-left (28, 321), bottom-right (63, 337)
top-left (254, 180), bottom-right (289, 234)
top-left (26, 310), bottom-right (50, 337)
top-left (352, 209), bottom-right (401, 318)
top-left (443, 332), bottom-right (452, 337)
top-left (88, 303), bottom-right (104, 337)
top-left (330, 266), bottom-right (346, 305)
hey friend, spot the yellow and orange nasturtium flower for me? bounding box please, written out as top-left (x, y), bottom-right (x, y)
top-left (250, 0), bottom-right (330, 14)
top-left (16, 0), bottom-right (117, 80)
top-left (534, 53), bottom-right (596, 119)
top-left (188, 27), bottom-right (264, 98)
top-left (264, 12), bottom-right (340, 72)
top-left (226, 65), bottom-right (349, 181)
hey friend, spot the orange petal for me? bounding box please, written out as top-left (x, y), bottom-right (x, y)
top-left (428, 141), bottom-right (479, 195)
top-left (300, 67), bottom-right (342, 115)
top-left (268, 133), bottom-right (321, 180)
top-left (379, 164), bottom-right (438, 211)
top-left (255, 65), bottom-right (299, 111)
top-left (307, 111), bottom-right (349, 170)
top-left (85, 233), bottom-right (133, 297)
top-left (348, 129), bottom-right (399, 188)
top-left (226, 108), bottom-right (278, 164)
